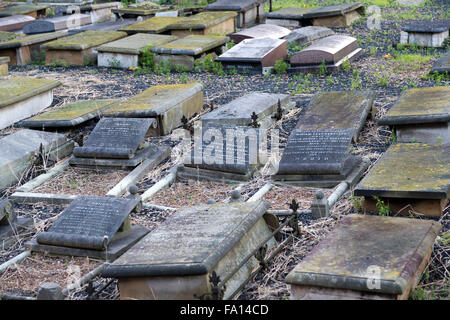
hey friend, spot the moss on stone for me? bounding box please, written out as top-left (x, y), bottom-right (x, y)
top-left (169, 11), bottom-right (237, 29)
top-left (154, 35), bottom-right (228, 55)
top-left (42, 31), bottom-right (127, 51)
top-left (121, 17), bottom-right (182, 33)
top-left (97, 34), bottom-right (177, 54)
top-left (0, 4), bottom-right (49, 16)
top-left (0, 31), bottom-right (66, 49)
top-left (0, 31), bottom-right (23, 43)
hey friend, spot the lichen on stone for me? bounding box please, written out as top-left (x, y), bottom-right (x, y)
top-left (42, 30), bottom-right (127, 51)
top-left (0, 77), bottom-right (61, 107)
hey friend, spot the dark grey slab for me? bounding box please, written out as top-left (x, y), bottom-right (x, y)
top-left (23, 14), bottom-right (92, 35)
top-left (205, 0), bottom-right (265, 12)
top-left (303, 2), bottom-right (364, 19)
top-left (431, 51), bottom-right (450, 74)
top-left (36, 195), bottom-right (140, 251)
top-left (0, 198), bottom-right (14, 225)
top-left (0, 217), bottom-right (33, 249)
top-left (266, 7), bottom-right (314, 20)
top-left (73, 118), bottom-right (155, 159)
top-left (67, 19), bottom-right (137, 35)
top-left (402, 19), bottom-right (450, 33)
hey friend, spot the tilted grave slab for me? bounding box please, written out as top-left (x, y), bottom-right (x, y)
top-left (378, 86), bottom-right (449, 144)
top-left (18, 99), bottom-right (120, 129)
top-left (205, 0), bottom-right (267, 28)
top-left (286, 214), bottom-right (441, 300)
top-left (167, 11), bottom-right (237, 37)
top-left (120, 17), bottom-right (181, 35)
top-left (400, 20), bottom-right (450, 48)
top-left (0, 56), bottom-right (9, 76)
top-left (216, 37), bottom-right (287, 74)
top-left (303, 2), bottom-right (365, 27)
top-left (152, 35), bottom-right (228, 71)
top-left (266, 7), bottom-right (315, 28)
top-left (69, 117), bottom-right (169, 168)
top-left (289, 34), bottom-right (362, 73)
top-left (0, 4), bottom-right (49, 19)
top-left (101, 201), bottom-right (276, 300)
top-left (200, 92), bottom-right (294, 129)
top-left (230, 23), bottom-right (291, 44)
top-left (0, 129), bottom-right (74, 191)
top-left (97, 33), bottom-right (177, 68)
top-left (283, 26), bottom-right (334, 47)
top-left (0, 198), bottom-right (33, 249)
top-left (354, 143), bottom-right (450, 217)
top-left (0, 15), bottom-right (35, 32)
top-left (103, 82), bottom-right (204, 135)
top-left (42, 30), bottom-right (127, 66)
top-left (23, 14), bottom-right (93, 35)
top-left (431, 51), bottom-right (450, 74)
top-left (26, 195), bottom-right (149, 260)
top-left (0, 77), bottom-right (61, 129)
top-left (0, 31), bottom-right (67, 65)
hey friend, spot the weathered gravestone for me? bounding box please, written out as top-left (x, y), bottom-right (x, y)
top-left (200, 92), bottom-right (295, 129)
top-left (76, 2), bottom-right (122, 24)
top-left (230, 23), bottom-right (291, 44)
top-left (155, 10), bottom-right (179, 17)
top-left (0, 15), bottom-right (35, 32)
top-left (103, 82), bottom-right (204, 135)
top-left (101, 201), bottom-right (276, 300)
top-left (42, 30), bottom-right (127, 66)
top-left (23, 14), bottom-right (92, 35)
top-left (0, 77), bottom-right (61, 130)
top-left (216, 37), bottom-right (287, 74)
top-left (0, 31), bottom-right (23, 43)
top-left (68, 18), bottom-right (138, 36)
top-left (69, 117), bottom-right (169, 168)
top-left (286, 214), bottom-right (441, 300)
top-left (303, 2), bottom-right (365, 27)
top-left (0, 56), bottom-right (9, 76)
top-left (0, 198), bottom-right (33, 249)
top-left (97, 33), bottom-right (177, 68)
top-left (18, 99), bottom-right (120, 129)
top-left (166, 11), bottom-right (237, 37)
top-left (378, 86), bottom-right (449, 144)
top-left (0, 129), bottom-right (74, 191)
top-left (431, 50), bottom-right (450, 74)
top-left (0, 4), bottom-right (49, 19)
top-left (27, 195), bottom-right (149, 260)
top-left (205, 0), bottom-right (267, 28)
top-left (0, 31), bottom-right (67, 65)
top-left (354, 143), bottom-right (450, 217)
top-left (152, 35), bottom-right (229, 71)
top-left (266, 7), bottom-right (315, 28)
top-left (113, 6), bottom-right (168, 18)
top-left (289, 34), bottom-right (362, 73)
top-left (283, 26), bottom-right (334, 47)
top-left (400, 20), bottom-right (450, 48)
top-left (120, 17), bottom-right (181, 34)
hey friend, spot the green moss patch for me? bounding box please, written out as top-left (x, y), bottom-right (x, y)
top-left (0, 31), bottom-right (23, 43)
top-left (42, 31), bottom-right (127, 51)
top-left (121, 17), bottom-right (182, 34)
top-left (0, 31), bottom-right (66, 49)
top-left (169, 11), bottom-right (237, 30)
top-left (0, 4), bottom-right (49, 16)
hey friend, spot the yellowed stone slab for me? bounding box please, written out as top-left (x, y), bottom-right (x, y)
top-left (97, 33), bottom-right (178, 55)
top-left (152, 35), bottom-right (228, 56)
top-left (42, 30), bottom-right (127, 51)
top-left (120, 17), bottom-right (181, 34)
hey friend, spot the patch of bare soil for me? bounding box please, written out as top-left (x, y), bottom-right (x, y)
top-left (263, 185), bottom-right (333, 210)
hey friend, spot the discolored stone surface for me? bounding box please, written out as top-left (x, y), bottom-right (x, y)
top-left (120, 17), bottom-right (181, 34)
top-left (23, 14), bottom-right (92, 35)
top-left (168, 11), bottom-right (237, 31)
top-left (283, 26), bottom-right (334, 46)
top-left (68, 19), bottom-right (137, 36)
top-left (0, 31), bottom-right (23, 43)
top-left (0, 15), bottom-right (35, 32)
top-left (42, 30), bottom-right (127, 51)
top-left (19, 99), bottom-right (120, 128)
top-left (230, 24), bottom-right (291, 44)
top-left (152, 35), bottom-right (228, 56)
top-left (303, 2), bottom-right (364, 19)
top-left (286, 214), bottom-right (441, 300)
top-left (431, 51), bottom-right (450, 74)
top-left (0, 55), bottom-right (9, 76)
top-left (205, 0), bottom-right (265, 28)
top-left (401, 19), bottom-right (450, 33)
top-left (266, 7), bottom-right (314, 20)
top-left (0, 31), bottom-right (67, 50)
top-left (0, 4), bottom-right (49, 18)
top-left (97, 33), bottom-right (177, 55)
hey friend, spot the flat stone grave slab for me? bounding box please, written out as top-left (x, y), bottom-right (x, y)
top-left (354, 143), bottom-right (450, 217)
top-left (0, 15), bottom-right (35, 31)
top-left (289, 34), bottom-right (362, 74)
top-left (97, 33), bottom-right (177, 68)
top-left (266, 7), bottom-right (315, 28)
top-left (18, 99), bottom-right (120, 129)
top-left (152, 35), bottom-right (228, 71)
top-left (283, 26), bottom-right (334, 47)
top-left (0, 31), bottom-right (23, 43)
top-left (303, 2), bottom-right (365, 27)
top-left (77, 2), bottom-right (122, 23)
top-left (0, 198), bottom-right (33, 249)
top-left (69, 117), bottom-right (163, 168)
top-left (0, 31), bottom-right (67, 65)
top-left (26, 195), bottom-right (149, 260)
top-left (230, 23), bottom-right (291, 44)
top-left (42, 30), bottom-right (127, 66)
top-left (378, 86), bottom-right (449, 144)
top-left (120, 17), bottom-right (181, 34)
top-left (205, 0), bottom-right (266, 28)
top-left (167, 11), bottom-right (237, 37)
top-left (101, 201), bottom-right (276, 300)
top-left (112, 6), bottom-right (169, 18)
top-left (216, 37), bottom-right (287, 74)
top-left (431, 50), bottom-right (450, 74)
top-left (286, 214), bottom-right (441, 300)
top-left (23, 13), bottom-right (92, 35)
top-left (200, 92), bottom-right (294, 129)
top-left (0, 129), bottom-right (74, 191)
top-left (103, 82), bottom-right (204, 135)
top-left (68, 18), bottom-right (138, 36)
top-left (0, 4), bottom-right (49, 19)
top-left (0, 55), bottom-right (9, 76)
top-left (0, 77), bottom-right (61, 129)
top-left (400, 20), bottom-right (450, 47)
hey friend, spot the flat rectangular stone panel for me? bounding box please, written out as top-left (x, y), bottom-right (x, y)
top-left (303, 2), bottom-right (364, 19)
top-left (401, 19), bottom-right (450, 33)
top-left (23, 14), bottom-right (92, 35)
top-left (431, 51), bottom-right (450, 74)
top-left (286, 214), bottom-right (441, 299)
top-left (283, 26), bottom-right (334, 46)
top-left (290, 35), bottom-right (358, 65)
top-left (168, 11), bottom-right (237, 30)
top-left (152, 35), bottom-right (228, 56)
top-left (354, 143), bottom-right (450, 199)
top-left (0, 31), bottom-right (67, 49)
top-left (266, 7), bottom-right (314, 20)
top-left (0, 4), bottom-right (49, 17)
top-left (73, 117), bottom-right (155, 159)
top-left (120, 17), bottom-right (181, 34)
top-left (42, 30), bottom-right (127, 51)
top-left (0, 56), bottom-right (10, 64)
top-left (36, 195), bottom-right (139, 250)
top-left (67, 19), bottom-right (136, 36)
top-left (18, 99), bottom-right (120, 128)
top-left (155, 10), bottom-right (179, 17)
top-left (0, 31), bottom-right (23, 43)
top-left (205, 0), bottom-right (265, 12)
top-left (0, 15), bottom-right (35, 32)
top-left (230, 24), bottom-right (291, 43)
top-left (379, 86), bottom-right (450, 125)
top-left (97, 33), bottom-right (177, 55)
